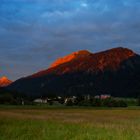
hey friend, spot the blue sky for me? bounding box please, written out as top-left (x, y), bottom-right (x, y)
top-left (0, 0), bottom-right (140, 80)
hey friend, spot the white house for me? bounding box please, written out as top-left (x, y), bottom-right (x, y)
top-left (33, 98), bottom-right (48, 104)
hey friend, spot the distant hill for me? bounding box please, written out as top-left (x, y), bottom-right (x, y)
top-left (8, 47), bottom-right (140, 98)
top-left (0, 77), bottom-right (12, 87)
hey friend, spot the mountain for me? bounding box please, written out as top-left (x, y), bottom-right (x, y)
top-left (0, 76), bottom-right (12, 87)
top-left (8, 47), bottom-right (140, 98)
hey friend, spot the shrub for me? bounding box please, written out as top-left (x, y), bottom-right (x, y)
top-left (48, 101), bottom-right (53, 106)
top-left (117, 100), bottom-right (128, 107)
top-left (65, 99), bottom-right (74, 106)
top-left (137, 98), bottom-right (140, 106)
top-left (78, 100), bottom-right (91, 106)
top-left (0, 93), bottom-right (18, 105)
top-left (92, 98), bottom-right (102, 107)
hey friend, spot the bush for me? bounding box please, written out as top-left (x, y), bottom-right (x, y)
top-left (58, 99), bottom-right (65, 104)
top-left (48, 101), bottom-right (53, 106)
top-left (0, 93), bottom-right (18, 105)
top-left (92, 98), bottom-right (102, 107)
top-left (103, 99), bottom-right (128, 107)
top-left (78, 100), bottom-right (91, 106)
top-left (74, 97), bottom-right (128, 107)
top-left (65, 99), bottom-right (74, 106)
top-left (137, 98), bottom-right (140, 106)
top-left (117, 100), bottom-right (128, 107)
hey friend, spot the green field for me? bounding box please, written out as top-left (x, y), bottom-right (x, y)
top-left (0, 106), bottom-right (140, 140)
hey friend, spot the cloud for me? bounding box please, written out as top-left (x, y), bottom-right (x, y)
top-left (0, 0), bottom-right (140, 80)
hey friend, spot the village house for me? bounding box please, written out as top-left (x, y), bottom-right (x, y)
top-left (33, 98), bottom-right (48, 104)
top-left (94, 95), bottom-right (111, 99)
top-left (64, 96), bottom-right (77, 104)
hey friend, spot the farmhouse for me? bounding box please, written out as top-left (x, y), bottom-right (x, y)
top-left (33, 98), bottom-right (48, 104)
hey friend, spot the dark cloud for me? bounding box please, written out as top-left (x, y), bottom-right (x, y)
top-left (0, 0), bottom-right (140, 80)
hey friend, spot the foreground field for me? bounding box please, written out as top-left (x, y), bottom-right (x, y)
top-left (0, 106), bottom-right (140, 140)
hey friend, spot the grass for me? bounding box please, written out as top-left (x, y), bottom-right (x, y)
top-left (0, 106), bottom-right (140, 140)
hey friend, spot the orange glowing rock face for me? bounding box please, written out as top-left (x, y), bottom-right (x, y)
top-left (49, 47), bottom-right (136, 74)
top-left (50, 50), bottom-right (91, 68)
top-left (28, 47), bottom-right (136, 78)
top-left (0, 76), bottom-right (12, 87)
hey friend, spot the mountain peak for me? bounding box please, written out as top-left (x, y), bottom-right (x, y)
top-left (28, 47), bottom-right (137, 78)
top-left (50, 47), bottom-right (135, 70)
top-left (104, 47), bottom-right (135, 57)
top-left (74, 50), bottom-right (91, 55)
top-left (0, 76), bottom-right (12, 87)
top-left (50, 50), bottom-right (91, 68)
top-left (1, 76), bottom-right (9, 80)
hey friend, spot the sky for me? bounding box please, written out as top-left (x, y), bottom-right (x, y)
top-left (0, 0), bottom-right (140, 80)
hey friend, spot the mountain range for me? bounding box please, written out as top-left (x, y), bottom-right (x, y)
top-left (7, 47), bottom-right (140, 98)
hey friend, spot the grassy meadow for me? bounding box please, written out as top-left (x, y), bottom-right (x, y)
top-left (0, 106), bottom-right (140, 140)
